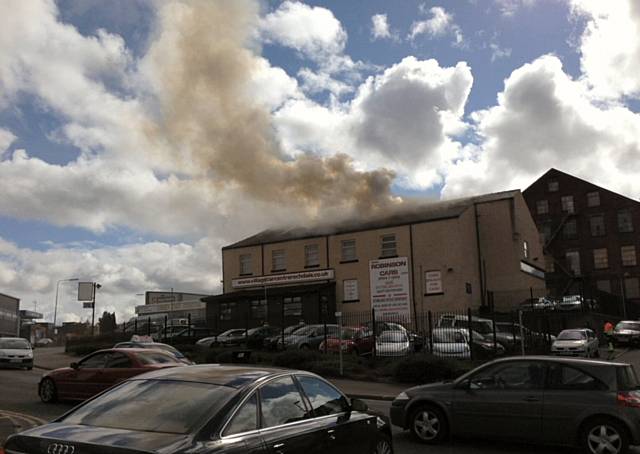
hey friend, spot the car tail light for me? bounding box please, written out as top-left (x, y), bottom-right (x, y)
top-left (617, 391), bottom-right (640, 408)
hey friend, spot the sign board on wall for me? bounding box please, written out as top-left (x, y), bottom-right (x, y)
top-left (232, 269), bottom-right (335, 289)
top-left (343, 279), bottom-right (359, 302)
top-left (425, 270), bottom-right (443, 295)
top-left (369, 257), bottom-right (411, 320)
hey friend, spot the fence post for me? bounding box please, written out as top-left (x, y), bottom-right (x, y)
top-left (428, 310), bottom-right (433, 354)
top-left (187, 313), bottom-right (191, 337)
top-left (147, 316), bottom-right (151, 336)
top-left (518, 310), bottom-right (526, 356)
top-left (134, 318), bottom-right (137, 335)
top-left (281, 300), bottom-right (285, 351)
top-left (467, 307), bottom-right (473, 360)
top-left (511, 312), bottom-right (517, 348)
top-left (323, 317), bottom-right (328, 354)
top-left (372, 308), bottom-right (377, 361)
top-left (164, 315), bottom-right (168, 342)
top-left (245, 313), bottom-right (249, 346)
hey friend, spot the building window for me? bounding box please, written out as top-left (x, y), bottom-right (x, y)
top-left (540, 222), bottom-right (552, 243)
top-left (561, 196), bottom-right (574, 214)
top-left (523, 240), bottom-right (529, 259)
top-left (587, 191), bottom-right (600, 207)
top-left (380, 234), bottom-right (397, 258)
top-left (304, 244), bottom-right (319, 268)
top-left (563, 219), bottom-right (577, 240)
top-left (250, 299), bottom-right (267, 320)
top-left (272, 249), bottom-right (286, 271)
top-left (536, 200), bottom-right (549, 215)
top-left (548, 180), bottom-right (559, 192)
top-left (618, 210), bottom-right (634, 233)
top-left (545, 256), bottom-right (555, 273)
top-left (597, 280), bottom-right (611, 293)
top-left (593, 248), bottom-right (609, 270)
top-left (621, 246), bottom-right (637, 267)
top-left (219, 302), bottom-right (236, 321)
top-left (566, 251), bottom-right (581, 275)
top-left (625, 278), bottom-right (640, 299)
top-left (283, 296), bottom-right (302, 317)
top-left (239, 254), bottom-right (252, 275)
top-left (590, 215), bottom-right (606, 237)
top-left (343, 279), bottom-right (359, 302)
top-left (340, 239), bottom-right (357, 262)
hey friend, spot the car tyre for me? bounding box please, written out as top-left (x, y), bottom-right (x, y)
top-left (39, 378), bottom-right (58, 403)
top-left (409, 405), bottom-right (448, 444)
top-left (581, 417), bottom-right (629, 454)
top-left (373, 433), bottom-right (393, 454)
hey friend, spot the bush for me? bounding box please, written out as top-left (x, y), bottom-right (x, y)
top-left (66, 343), bottom-right (108, 357)
top-left (392, 354), bottom-right (467, 384)
top-left (272, 350), bottom-right (320, 368)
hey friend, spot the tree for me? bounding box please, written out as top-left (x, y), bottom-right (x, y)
top-left (99, 311), bottom-right (117, 334)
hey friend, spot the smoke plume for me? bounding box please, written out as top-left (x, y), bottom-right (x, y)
top-left (145, 0), bottom-right (398, 221)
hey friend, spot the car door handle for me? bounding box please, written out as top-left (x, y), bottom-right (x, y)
top-left (523, 396), bottom-right (540, 402)
top-left (272, 442), bottom-right (285, 454)
top-left (327, 429), bottom-right (336, 440)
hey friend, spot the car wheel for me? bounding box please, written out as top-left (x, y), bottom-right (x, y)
top-left (373, 433), bottom-right (393, 454)
top-left (39, 378), bottom-right (58, 403)
top-left (582, 417), bottom-right (629, 454)
top-left (409, 405), bottom-right (448, 444)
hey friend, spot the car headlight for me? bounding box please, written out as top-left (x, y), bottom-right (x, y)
top-left (394, 391), bottom-right (409, 401)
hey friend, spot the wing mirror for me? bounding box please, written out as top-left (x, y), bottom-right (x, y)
top-left (351, 398), bottom-right (368, 412)
top-left (70, 362), bottom-right (79, 369)
top-left (454, 378), bottom-right (471, 390)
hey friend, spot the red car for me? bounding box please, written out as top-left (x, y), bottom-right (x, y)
top-left (38, 348), bottom-right (184, 403)
top-left (319, 327), bottom-right (361, 354)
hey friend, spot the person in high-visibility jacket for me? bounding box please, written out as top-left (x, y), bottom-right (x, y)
top-left (604, 321), bottom-right (615, 359)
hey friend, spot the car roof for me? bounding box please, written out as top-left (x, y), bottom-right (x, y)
top-left (132, 364), bottom-right (301, 388)
top-left (489, 355), bottom-right (630, 368)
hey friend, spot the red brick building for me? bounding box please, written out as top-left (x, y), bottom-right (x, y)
top-left (523, 168), bottom-right (640, 315)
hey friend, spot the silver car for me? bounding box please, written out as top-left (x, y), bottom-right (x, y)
top-left (551, 329), bottom-right (599, 358)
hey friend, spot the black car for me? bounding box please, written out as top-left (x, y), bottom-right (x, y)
top-left (390, 356), bottom-right (640, 454)
top-left (5, 365), bottom-right (393, 454)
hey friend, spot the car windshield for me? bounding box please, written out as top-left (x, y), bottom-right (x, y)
top-left (558, 331), bottom-right (586, 340)
top-left (378, 332), bottom-right (406, 343)
top-left (221, 329), bottom-right (245, 337)
top-left (471, 321), bottom-right (492, 334)
top-left (617, 322), bottom-right (640, 331)
top-left (62, 379), bottom-right (234, 434)
top-left (0, 339), bottom-right (30, 349)
top-left (284, 325), bottom-right (304, 334)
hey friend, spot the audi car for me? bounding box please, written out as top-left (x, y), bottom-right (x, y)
top-left (6, 365), bottom-right (393, 454)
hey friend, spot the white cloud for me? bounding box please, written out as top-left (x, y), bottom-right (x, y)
top-left (571, 0), bottom-right (640, 100)
top-left (409, 6), bottom-right (464, 47)
top-left (494, 0), bottom-right (536, 17)
top-left (490, 43), bottom-right (512, 62)
top-left (442, 55), bottom-right (640, 200)
top-left (0, 128), bottom-right (16, 158)
top-left (371, 13), bottom-right (399, 42)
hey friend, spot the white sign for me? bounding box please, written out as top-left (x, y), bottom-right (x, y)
top-left (343, 279), bottom-right (359, 302)
top-left (520, 261), bottom-right (545, 279)
top-left (77, 282), bottom-right (94, 301)
top-left (425, 270), bottom-right (443, 295)
top-left (232, 269), bottom-right (335, 289)
top-left (369, 257), bottom-right (411, 320)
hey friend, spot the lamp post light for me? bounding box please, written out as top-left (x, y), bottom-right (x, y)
top-left (54, 278), bottom-right (79, 329)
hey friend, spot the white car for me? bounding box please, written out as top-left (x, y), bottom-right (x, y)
top-left (375, 331), bottom-right (411, 357)
top-left (428, 327), bottom-right (471, 359)
top-left (196, 329), bottom-right (247, 348)
top-left (551, 329), bottom-right (599, 358)
top-left (0, 337), bottom-right (33, 369)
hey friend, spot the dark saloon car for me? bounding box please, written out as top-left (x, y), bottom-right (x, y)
top-left (38, 348), bottom-right (184, 403)
top-left (8, 365), bottom-right (394, 454)
top-left (390, 356), bottom-right (640, 454)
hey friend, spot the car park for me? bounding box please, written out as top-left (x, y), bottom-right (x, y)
top-left (38, 348), bottom-right (184, 403)
top-left (0, 337), bottom-right (33, 370)
top-left (551, 329), bottom-right (599, 358)
top-left (436, 314), bottom-right (513, 351)
top-left (114, 341), bottom-right (194, 364)
top-left (280, 324), bottom-right (339, 350)
top-left (196, 328), bottom-right (247, 348)
top-left (390, 356), bottom-right (640, 454)
top-left (263, 323), bottom-right (306, 350)
top-left (7, 365), bottom-right (394, 454)
top-left (613, 321), bottom-right (640, 347)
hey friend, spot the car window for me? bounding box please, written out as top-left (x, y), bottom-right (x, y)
top-left (557, 331), bottom-right (586, 340)
top-left (547, 364), bottom-right (607, 391)
top-left (297, 376), bottom-right (349, 417)
top-left (439, 318), bottom-right (454, 328)
top-left (223, 393), bottom-right (258, 436)
top-left (470, 362), bottom-right (545, 390)
top-left (0, 339), bottom-right (30, 349)
top-left (260, 376), bottom-right (308, 428)
top-left (617, 366), bottom-right (640, 391)
top-left (79, 352), bottom-right (109, 368)
top-left (105, 353), bottom-right (132, 368)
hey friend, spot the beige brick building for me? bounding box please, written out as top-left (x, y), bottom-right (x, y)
top-left (205, 190), bottom-right (546, 329)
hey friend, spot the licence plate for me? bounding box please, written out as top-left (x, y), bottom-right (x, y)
top-left (10, 358), bottom-right (21, 363)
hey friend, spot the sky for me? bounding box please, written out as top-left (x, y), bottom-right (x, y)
top-left (0, 0), bottom-right (639, 325)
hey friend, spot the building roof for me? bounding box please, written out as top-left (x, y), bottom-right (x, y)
top-left (224, 189), bottom-right (521, 250)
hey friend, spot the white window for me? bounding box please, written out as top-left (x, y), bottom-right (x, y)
top-left (593, 249), bottom-right (608, 270)
top-left (239, 254), bottom-right (252, 275)
top-left (380, 234), bottom-right (397, 258)
top-left (536, 200), bottom-right (549, 215)
top-left (548, 180), bottom-right (559, 192)
top-left (340, 239), bottom-right (357, 262)
top-left (621, 246), bottom-right (637, 267)
top-left (587, 191), bottom-right (600, 207)
top-left (523, 240), bottom-right (529, 259)
top-left (561, 196), bottom-right (574, 214)
top-left (343, 279), bottom-right (359, 302)
top-left (566, 251), bottom-right (580, 275)
top-left (304, 244), bottom-right (319, 267)
top-left (272, 249), bottom-right (286, 271)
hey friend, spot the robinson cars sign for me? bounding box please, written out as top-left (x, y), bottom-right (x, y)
top-left (369, 257), bottom-right (411, 320)
top-left (232, 269), bottom-right (335, 289)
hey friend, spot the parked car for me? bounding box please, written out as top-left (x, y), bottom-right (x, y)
top-left (8, 365), bottom-right (394, 454)
top-left (520, 297), bottom-right (558, 311)
top-left (551, 329), bottom-right (599, 358)
top-left (426, 328), bottom-right (471, 359)
top-left (264, 323), bottom-right (306, 350)
top-left (38, 348), bottom-right (184, 403)
top-left (114, 341), bottom-right (194, 364)
top-left (318, 327), bottom-right (360, 354)
top-left (376, 330), bottom-right (411, 357)
top-left (361, 321), bottom-right (424, 352)
top-left (245, 325), bottom-right (282, 348)
top-left (494, 322), bottom-right (555, 351)
top-left (436, 314), bottom-right (513, 351)
top-left (279, 324), bottom-right (339, 350)
top-left (33, 337), bottom-right (54, 347)
top-left (390, 356), bottom-right (640, 454)
top-left (165, 327), bottom-right (216, 341)
top-left (0, 337), bottom-right (33, 370)
top-left (197, 329), bottom-right (247, 348)
top-left (558, 295), bottom-right (599, 311)
top-left (613, 321), bottom-right (640, 347)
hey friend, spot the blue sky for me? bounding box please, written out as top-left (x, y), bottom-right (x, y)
top-left (0, 0), bottom-right (638, 323)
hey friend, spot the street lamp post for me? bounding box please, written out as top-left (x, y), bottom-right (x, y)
top-left (54, 278), bottom-right (79, 329)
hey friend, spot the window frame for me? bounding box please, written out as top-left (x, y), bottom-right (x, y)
top-left (239, 254), bottom-right (252, 276)
top-left (380, 233), bottom-right (397, 258)
top-left (618, 210), bottom-right (634, 233)
top-left (589, 214), bottom-right (606, 237)
top-left (586, 191), bottom-right (600, 208)
top-left (295, 374), bottom-right (350, 418)
top-left (304, 244), bottom-right (320, 268)
top-left (562, 218), bottom-right (578, 240)
top-left (593, 248), bottom-right (609, 270)
top-left (546, 363), bottom-right (608, 391)
top-left (221, 391), bottom-right (260, 438)
top-left (621, 245), bottom-right (637, 267)
top-left (257, 375), bottom-right (311, 430)
top-left (523, 240), bottom-right (529, 259)
top-left (340, 239), bottom-right (357, 262)
top-left (536, 200), bottom-right (549, 215)
top-left (565, 250), bottom-right (581, 275)
top-left (466, 360), bottom-right (546, 391)
top-left (548, 180), bottom-right (559, 192)
top-left (561, 195), bottom-right (575, 214)
top-left (271, 249), bottom-right (286, 272)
